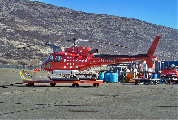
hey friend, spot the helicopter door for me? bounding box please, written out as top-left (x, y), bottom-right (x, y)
top-left (54, 55), bottom-right (62, 62)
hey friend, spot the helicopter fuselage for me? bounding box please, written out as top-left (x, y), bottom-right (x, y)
top-left (42, 50), bottom-right (155, 71)
top-left (42, 36), bottom-right (161, 72)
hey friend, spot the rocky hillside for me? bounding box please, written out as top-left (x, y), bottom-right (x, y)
top-left (0, 0), bottom-right (177, 65)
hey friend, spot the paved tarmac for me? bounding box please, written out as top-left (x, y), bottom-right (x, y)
top-left (0, 68), bottom-right (177, 119)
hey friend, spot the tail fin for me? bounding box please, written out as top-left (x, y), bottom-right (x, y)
top-left (145, 58), bottom-right (153, 68)
top-left (146, 36), bottom-right (161, 56)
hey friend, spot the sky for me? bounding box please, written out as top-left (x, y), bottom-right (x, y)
top-left (30, 0), bottom-right (177, 29)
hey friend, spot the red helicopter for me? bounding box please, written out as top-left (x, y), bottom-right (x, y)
top-left (42, 36), bottom-right (161, 75)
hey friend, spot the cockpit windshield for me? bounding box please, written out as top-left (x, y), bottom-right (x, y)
top-left (42, 54), bottom-right (51, 64)
top-left (48, 55), bottom-right (53, 63)
top-left (43, 54), bottom-right (62, 64)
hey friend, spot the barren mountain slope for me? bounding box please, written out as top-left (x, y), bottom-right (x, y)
top-left (0, 0), bottom-right (177, 65)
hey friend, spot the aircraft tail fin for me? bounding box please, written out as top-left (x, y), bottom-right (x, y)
top-left (145, 58), bottom-right (153, 68)
top-left (146, 36), bottom-right (161, 56)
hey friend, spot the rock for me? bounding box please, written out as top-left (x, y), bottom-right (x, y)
top-left (0, 0), bottom-right (177, 65)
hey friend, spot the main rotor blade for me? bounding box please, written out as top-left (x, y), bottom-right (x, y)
top-left (87, 40), bottom-right (128, 48)
top-left (77, 39), bottom-right (89, 42)
top-left (66, 38), bottom-right (128, 48)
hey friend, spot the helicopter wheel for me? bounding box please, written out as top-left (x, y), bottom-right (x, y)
top-left (135, 80), bottom-right (138, 85)
top-left (93, 83), bottom-right (99, 87)
top-left (72, 83), bottom-right (79, 87)
top-left (26, 83), bottom-right (34, 87)
top-left (92, 74), bottom-right (97, 77)
top-left (50, 83), bottom-right (56, 87)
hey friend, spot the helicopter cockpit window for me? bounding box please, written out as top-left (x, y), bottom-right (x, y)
top-left (48, 55), bottom-right (53, 63)
top-left (54, 55), bottom-right (62, 62)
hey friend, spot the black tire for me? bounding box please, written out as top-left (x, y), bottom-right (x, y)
top-left (149, 81), bottom-right (152, 85)
top-left (72, 83), bottom-right (75, 87)
top-left (50, 83), bottom-right (56, 87)
top-left (167, 80), bottom-right (171, 84)
top-left (92, 74), bottom-right (97, 77)
top-left (72, 83), bottom-right (79, 87)
top-left (135, 81), bottom-right (138, 85)
top-left (93, 83), bottom-right (99, 87)
top-left (27, 83), bottom-right (34, 87)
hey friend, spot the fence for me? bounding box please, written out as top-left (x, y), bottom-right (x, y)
top-left (0, 65), bottom-right (41, 70)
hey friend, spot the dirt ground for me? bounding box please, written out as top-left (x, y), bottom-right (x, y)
top-left (0, 68), bottom-right (177, 119)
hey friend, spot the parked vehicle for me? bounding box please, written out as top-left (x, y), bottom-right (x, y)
top-left (161, 64), bottom-right (178, 78)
